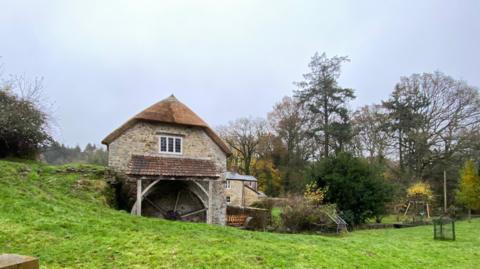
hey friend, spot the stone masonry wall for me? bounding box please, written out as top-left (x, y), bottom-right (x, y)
top-left (108, 121), bottom-right (227, 225)
top-left (243, 186), bottom-right (260, 206)
top-left (108, 121), bottom-right (226, 172)
top-left (225, 180), bottom-right (243, 207)
top-left (225, 180), bottom-right (260, 207)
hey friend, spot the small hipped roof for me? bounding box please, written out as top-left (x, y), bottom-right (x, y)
top-left (102, 95), bottom-right (231, 156)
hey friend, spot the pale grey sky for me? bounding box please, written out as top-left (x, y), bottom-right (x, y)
top-left (1, 1), bottom-right (479, 147)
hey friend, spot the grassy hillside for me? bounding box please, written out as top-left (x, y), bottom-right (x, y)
top-left (0, 160), bottom-right (479, 269)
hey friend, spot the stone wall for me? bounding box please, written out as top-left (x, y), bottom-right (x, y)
top-left (225, 180), bottom-right (260, 207)
top-left (107, 121), bottom-right (227, 225)
top-left (225, 180), bottom-right (243, 207)
top-left (243, 186), bottom-right (261, 206)
top-left (108, 121), bottom-right (226, 173)
top-left (208, 180), bottom-right (227, 224)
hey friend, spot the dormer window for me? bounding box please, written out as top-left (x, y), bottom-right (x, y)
top-left (159, 135), bottom-right (182, 154)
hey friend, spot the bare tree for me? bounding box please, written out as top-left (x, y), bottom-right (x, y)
top-left (268, 96), bottom-right (312, 162)
top-left (217, 117), bottom-right (267, 175)
top-left (383, 71), bottom-right (480, 180)
top-left (268, 96), bottom-right (313, 192)
top-left (352, 104), bottom-right (391, 160)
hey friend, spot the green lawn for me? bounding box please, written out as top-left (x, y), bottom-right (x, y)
top-left (0, 160), bottom-right (479, 268)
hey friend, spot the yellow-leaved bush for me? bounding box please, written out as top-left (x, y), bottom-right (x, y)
top-left (304, 182), bottom-right (327, 206)
top-left (407, 182), bottom-right (433, 201)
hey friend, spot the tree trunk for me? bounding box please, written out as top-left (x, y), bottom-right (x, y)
top-left (244, 155), bottom-right (251, 175)
top-left (468, 208), bottom-right (472, 222)
top-left (399, 130), bottom-right (403, 171)
top-left (324, 96), bottom-right (329, 158)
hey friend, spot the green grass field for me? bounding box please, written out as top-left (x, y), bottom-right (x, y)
top-left (1, 159), bottom-right (479, 269)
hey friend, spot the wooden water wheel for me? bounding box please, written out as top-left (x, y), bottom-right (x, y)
top-left (141, 181), bottom-right (207, 222)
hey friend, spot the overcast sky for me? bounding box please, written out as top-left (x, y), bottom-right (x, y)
top-left (1, 1), bottom-right (479, 147)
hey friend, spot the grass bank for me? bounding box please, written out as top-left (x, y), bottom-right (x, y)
top-left (0, 160), bottom-right (478, 268)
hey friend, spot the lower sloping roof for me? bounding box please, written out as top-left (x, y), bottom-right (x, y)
top-left (127, 155), bottom-right (220, 178)
top-left (225, 172), bottom-right (257, 181)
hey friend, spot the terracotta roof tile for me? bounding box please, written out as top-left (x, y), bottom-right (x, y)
top-left (126, 155), bottom-right (220, 178)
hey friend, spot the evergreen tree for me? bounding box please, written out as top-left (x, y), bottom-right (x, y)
top-left (295, 52), bottom-right (355, 158)
top-left (307, 152), bottom-right (393, 225)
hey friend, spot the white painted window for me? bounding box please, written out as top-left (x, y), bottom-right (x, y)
top-left (159, 135), bottom-right (182, 154)
top-left (226, 196), bottom-right (231, 204)
top-left (225, 180), bottom-right (231, 189)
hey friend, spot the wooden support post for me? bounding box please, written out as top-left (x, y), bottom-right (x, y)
top-left (426, 202), bottom-right (430, 219)
top-left (174, 191), bottom-right (181, 211)
top-left (444, 170), bottom-right (447, 213)
top-left (404, 201), bottom-right (411, 216)
top-left (136, 178), bottom-right (142, 216)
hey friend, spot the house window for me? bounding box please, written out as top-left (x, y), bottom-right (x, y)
top-left (226, 196), bottom-right (231, 204)
top-left (159, 135), bottom-right (182, 154)
top-left (225, 180), bottom-right (231, 189)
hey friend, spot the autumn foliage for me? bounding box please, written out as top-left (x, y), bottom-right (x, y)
top-left (457, 160), bottom-right (480, 213)
top-left (407, 182), bottom-right (433, 201)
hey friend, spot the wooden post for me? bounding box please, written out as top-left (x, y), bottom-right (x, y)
top-left (137, 178), bottom-right (142, 216)
top-left (444, 170), bottom-right (447, 213)
top-left (404, 201), bottom-right (411, 216)
top-left (426, 202), bottom-right (430, 219)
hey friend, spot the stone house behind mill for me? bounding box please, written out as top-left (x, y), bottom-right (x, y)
top-left (225, 172), bottom-right (266, 207)
top-left (102, 95), bottom-right (231, 225)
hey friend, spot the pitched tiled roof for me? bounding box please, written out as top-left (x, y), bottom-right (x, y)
top-left (225, 172), bottom-right (257, 181)
top-left (102, 95), bottom-right (231, 156)
top-left (126, 155), bottom-right (220, 178)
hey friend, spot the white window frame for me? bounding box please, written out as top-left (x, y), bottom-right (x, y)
top-left (225, 180), bottom-right (231, 189)
top-left (226, 196), bottom-right (231, 204)
top-left (158, 135), bottom-right (183, 155)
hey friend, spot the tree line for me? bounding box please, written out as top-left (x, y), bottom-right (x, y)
top-left (42, 142), bottom-right (107, 165)
top-left (0, 70), bottom-right (106, 165)
top-left (2, 54), bottom-right (479, 224)
top-left (219, 52), bottom-right (480, 213)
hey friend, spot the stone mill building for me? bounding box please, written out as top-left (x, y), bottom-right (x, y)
top-left (102, 95), bottom-right (231, 225)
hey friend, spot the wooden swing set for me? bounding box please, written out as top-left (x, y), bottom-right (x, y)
top-left (404, 199), bottom-right (431, 218)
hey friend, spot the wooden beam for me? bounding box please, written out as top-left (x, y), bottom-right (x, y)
top-left (174, 191), bottom-right (181, 211)
top-left (131, 176), bottom-right (220, 182)
top-left (192, 181), bottom-right (209, 197)
top-left (144, 197), bottom-right (167, 215)
top-left (404, 201), bottom-right (411, 216)
top-left (180, 208), bottom-right (208, 218)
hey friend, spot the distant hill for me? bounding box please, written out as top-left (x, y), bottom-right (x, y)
top-left (0, 159), bottom-right (479, 268)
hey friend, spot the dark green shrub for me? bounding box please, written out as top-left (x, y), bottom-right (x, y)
top-left (307, 152), bottom-right (393, 225)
